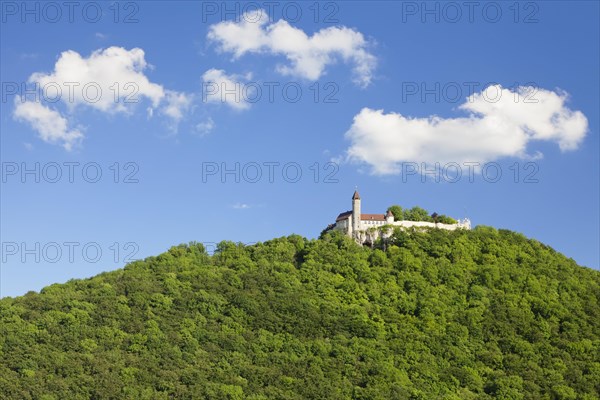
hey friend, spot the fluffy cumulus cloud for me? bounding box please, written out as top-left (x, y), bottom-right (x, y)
top-left (202, 68), bottom-right (253, 110)
top-left (208, 10), bottom-right (376, 87)
top-left (14, 47), bottom-right (191, 149)
top-left (13, 100), bottom-right (83, 151)
top-left (344, 85), bottom-right (588, 175)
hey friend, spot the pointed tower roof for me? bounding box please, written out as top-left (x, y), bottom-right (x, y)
top-left (352, 190), bottom-right (361, 200)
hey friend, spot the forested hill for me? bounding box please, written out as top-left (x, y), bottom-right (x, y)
top-left (1, 227), bottom-right (599, 399)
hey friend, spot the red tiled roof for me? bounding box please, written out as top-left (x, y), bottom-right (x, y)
top-left (361, 213), bottom-right (385, 221)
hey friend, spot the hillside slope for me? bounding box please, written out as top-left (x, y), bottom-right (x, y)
top-left (1, 227), bottom-right (599, 399)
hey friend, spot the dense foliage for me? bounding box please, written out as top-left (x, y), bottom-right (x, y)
top-left (387, 205), bottom-right (457, 224)
top-left (1, 227), bottom-right (599, 399)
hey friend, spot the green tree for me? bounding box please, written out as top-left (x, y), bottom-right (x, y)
top-left (437, 214), bottom-right (457, 224)
top-left (387, 205), bottom-right (404, 220)
top-left (1, 230), bottom-right (599, 399)
top-left (404, 206), bottom-right (432, 222)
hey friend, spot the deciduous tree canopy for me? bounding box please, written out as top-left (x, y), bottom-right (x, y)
top-left (1, 228), bottom-right (599, 399)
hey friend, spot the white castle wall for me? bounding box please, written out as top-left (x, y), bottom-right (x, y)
top-left (335, 217), bottom-right (471, 234)
top-left (352, 219), bottom-right (471, 246)
top-left (390, 219), bottom-right (471, 230)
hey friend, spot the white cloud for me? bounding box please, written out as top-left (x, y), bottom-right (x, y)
top-left (29, 47), bottom-right (167, 113)
top-left (202, 68), bottom-right (252, 110)
top-left (162, 90), bottom-right (192, 126)
top-left (232, 203), bottom-right (251, 209)
top-left (344, 85), bottom-right (588, 175)
top-left (20, 53), bottom-right (38, 60)
top-left (163, 91), bottom-right (191, 120)
top-left (208, 10), bottom-right (376, 87)
top-left (195, 117), bottom-right (215, 136)
top-left (13, 100), bottom-right (83, 151)
top-left (15, 47), bottom-right (192, 148)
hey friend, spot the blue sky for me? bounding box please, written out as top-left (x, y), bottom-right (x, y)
top-left (1, 1), bottom-right (598, 297)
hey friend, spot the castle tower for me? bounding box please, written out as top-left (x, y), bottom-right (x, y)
top-left (386, 209), bottom-right (394, 224)
top-left (352, 190), bottom-right (361, 236)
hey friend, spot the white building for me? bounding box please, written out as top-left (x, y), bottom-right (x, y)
top-left (333, 191), bottom-right (471, 244)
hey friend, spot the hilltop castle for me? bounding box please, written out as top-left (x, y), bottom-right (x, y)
top-left (332, 191), bottom-right (471, 245)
